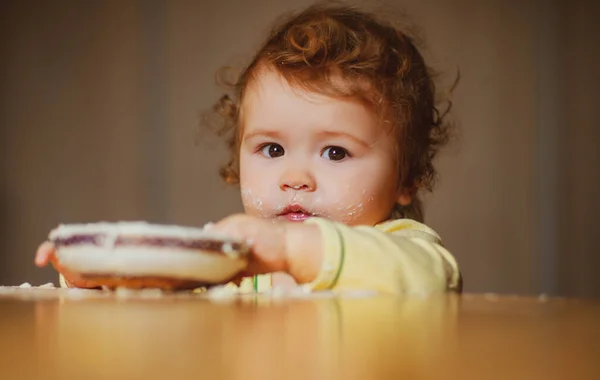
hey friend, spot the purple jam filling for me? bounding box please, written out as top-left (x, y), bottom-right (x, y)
top-left (53, 235), bottom-right (101, 246)
top-left (52, 234), bottom-right (245, 255)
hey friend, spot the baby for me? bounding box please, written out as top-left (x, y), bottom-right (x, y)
top-left (35, 2), bottom-right (462, 295)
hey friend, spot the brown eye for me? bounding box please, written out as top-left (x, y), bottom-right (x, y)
top-left (322, 146), bottom-right (348, 161)
top-left (261, 143), bottom-right (285, 158)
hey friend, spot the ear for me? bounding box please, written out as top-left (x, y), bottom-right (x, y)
top-left (397, 188), bottom-right (412, 206)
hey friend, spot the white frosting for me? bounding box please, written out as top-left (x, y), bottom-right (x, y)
top-left (48, 221), bottom-right (243, 244)
top-left (55, 245), bottom-right (248, 283)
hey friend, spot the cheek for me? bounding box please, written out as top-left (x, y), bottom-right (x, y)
top-left (239, 154), bottom-right (264, 214)
top-left (240, 157), bottom-right (272, 192)
top-left (320, 161), bottom-right (398, 224)
top-left (239, 155), bottom-right (282, 216)
top-left (240, 186), bottom-right (265, 215)
top-left (239, 151), bottom-right (263, 188)
top-left (333, 159), bottom-right (397, 199)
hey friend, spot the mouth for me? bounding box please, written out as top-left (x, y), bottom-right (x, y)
top-left (277, 204), bottom-right (315, 222)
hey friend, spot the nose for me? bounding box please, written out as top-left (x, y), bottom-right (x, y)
top-left (279, 166), bottom-right (316, 192)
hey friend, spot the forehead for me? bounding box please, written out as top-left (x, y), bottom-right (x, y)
top-left (240, 69), bottom-right (385, 139)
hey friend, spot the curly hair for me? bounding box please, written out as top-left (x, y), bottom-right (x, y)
top-left (202, 2), bottom-right (455, 222)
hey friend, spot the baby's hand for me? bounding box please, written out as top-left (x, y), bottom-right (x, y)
top-left (210, 214), bottom-right (288, 275)
top-left (210, 214), bottom-right (323, 284)
top-left (34, 242), bottom-right (101, 289)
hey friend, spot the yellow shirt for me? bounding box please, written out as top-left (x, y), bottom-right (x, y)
top-left (238, 218), bottom-right (462, 295)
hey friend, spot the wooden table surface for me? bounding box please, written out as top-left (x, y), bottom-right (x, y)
top-left (0, 287), bottom-right (599, 380)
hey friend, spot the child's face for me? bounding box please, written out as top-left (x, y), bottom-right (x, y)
top-left (238, 69), bottom-right (409, 226)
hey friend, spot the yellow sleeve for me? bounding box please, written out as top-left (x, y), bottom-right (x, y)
top-left (303, 218), bottom-right (462, 295)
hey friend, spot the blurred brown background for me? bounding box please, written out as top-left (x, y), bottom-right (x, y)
top-left (1, 0), bottom-right (598, 297)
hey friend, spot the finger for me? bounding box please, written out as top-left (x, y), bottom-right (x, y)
top-left (60, 270), bottom-right (102, 289)
top-left (244, 256), bottom-right (274, 276)
top-left (228, 270), bottom-right (251, 286)
top-left (65, 277), bottom-right (102, 289)
top-left (49, 260), bottom-right (102, 289)
top-left (34, 241), bottom-right (55, 267)
top-left (208, 214), bottom-right (251, 240)
top-left (229, 275), bottom-right (244, 286)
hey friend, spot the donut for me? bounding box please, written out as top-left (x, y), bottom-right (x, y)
top-left (48, 222), bottom-right (250, 290)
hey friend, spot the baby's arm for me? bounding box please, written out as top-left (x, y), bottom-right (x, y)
top-left (293, 218), bottom-right (461, 295)
top-left (210, 214), bottom-right (460, 295)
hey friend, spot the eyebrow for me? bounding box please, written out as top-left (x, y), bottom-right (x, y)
top-left (317, 130), bottom-right (371, 148)
top-left (242, 129), bottom-right (282, 141)
top-left (242, 129), bottom-right (371, 148)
